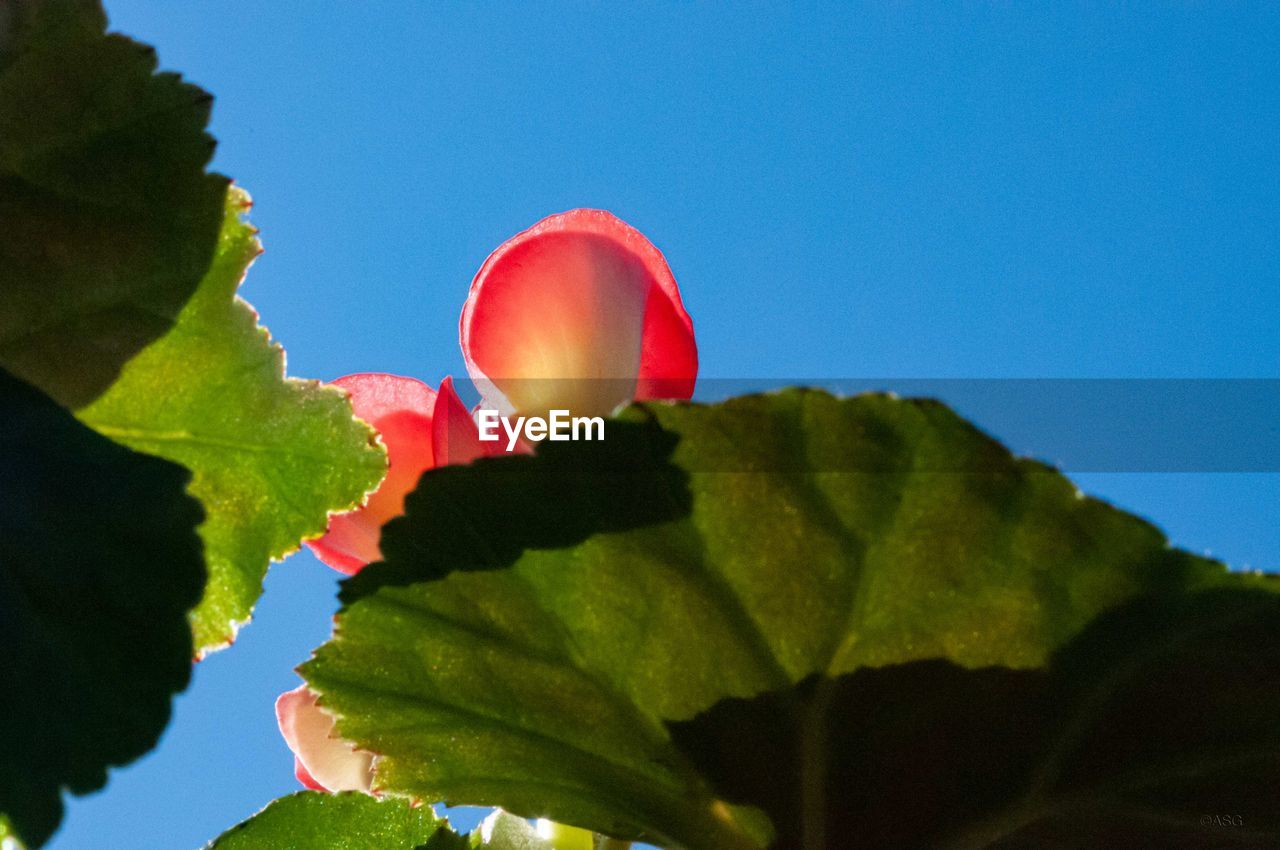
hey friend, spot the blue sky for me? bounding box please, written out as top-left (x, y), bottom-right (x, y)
top-left (50, 3), bottom-right (1278, 848)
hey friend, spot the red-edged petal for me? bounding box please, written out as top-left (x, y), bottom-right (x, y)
top-left (460, 209), bottom-right (697, 419)
top-left (294, 757), bottom-right (326, 792)
top-left (275, 685), bottom-right (374, 793)
top-left (307, 373), bottom-right (436, 574)
top-left (431, 376), bottom-right (496, 465)
top-left (635, 273), bottom-right (698, 402)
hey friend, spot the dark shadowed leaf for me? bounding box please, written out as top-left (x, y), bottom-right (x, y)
top-left (305, 390), bottom-right (1263, 849)
top-left (342, 417), bottom-right (686, 602)
top-left (669, 588), bottom-right (1280, 849)
top-left (0, 368), bottom-right (204, 847)
top-left (0, 0), bottom-right (228, 408)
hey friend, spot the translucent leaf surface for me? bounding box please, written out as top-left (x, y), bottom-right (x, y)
top-left (207, 793), bottom-right (450, 850)
top-left (306, 390), bottom-right (1259, 848)
top-left (207, 795), bottom-right (572, 850)
top-left (79, 189), bottom-right (386, 652)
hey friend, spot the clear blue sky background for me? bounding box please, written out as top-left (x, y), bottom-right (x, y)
top-left (50, 3), bottom-right (1277, 848)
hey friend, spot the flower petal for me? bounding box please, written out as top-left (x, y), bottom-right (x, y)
top-left (275, 685), bottom-right (374, 793)
top-left (307, 373), bottom-right (436, 574)
top-left (294, 757), bottom-right (326, 792)
top-left (460, 209), bottom-right (697, 419)
top-left (431, 376), bottom-right (494, 465)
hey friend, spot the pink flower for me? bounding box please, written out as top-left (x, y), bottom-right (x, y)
top-left (462, 208), bottom-right (696, 418)
top-left (306, 374), bottom-right (486, 574)
top-left (275, 684), bottom-right (374, 793)
top-left (285, 210), bottom-right (696, 791)
top-left (307, 209), bottom-right (696, 578)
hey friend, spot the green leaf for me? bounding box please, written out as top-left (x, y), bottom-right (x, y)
top-left (0, 0), bottom-right (228, 409)
top-left (1, 814), bottom-right (26, 850)
top-left (465, 813), bottom-right (629, 850)
top-left (207, 799), bottom-right (621, 850)
top-left (78, 188), bottom-right (386, 652)
top-left (207, 793), bottom-right (450, 850)
top-left (668, 587), bottom-right (1280, 848)
top-left (340, 416), bottom-right (688, 603)
top-left (305, 390), bottom-right (1262, 850)
top-left (0, 368), bottom-right (205, 847)
top-left (466, 812), bottom-right (555, 850)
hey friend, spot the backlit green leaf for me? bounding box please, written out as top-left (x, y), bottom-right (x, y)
top-left (0, 0), bottom-right (227, 409)
top-left (305, 390), bottom-right (1263, 850)
top-left (78, 189), bottom-right (386, 653)
top-left (469, 812), bottom-right (554, 850)
top-left (0, 368), bottom-right (204, 847)
top-left (207, 797), bottom-right (622, 850)
top-left (207, 793), bottom-right (450, 850)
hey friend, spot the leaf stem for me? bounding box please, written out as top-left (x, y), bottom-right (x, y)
top-left (799, 680), bottom-right (833, 850)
